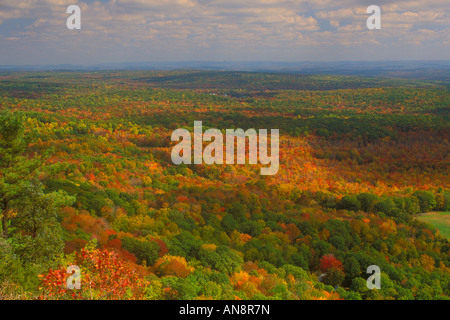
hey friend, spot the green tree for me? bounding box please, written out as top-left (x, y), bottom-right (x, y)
top-left (338, 195), bottom-right (361, 212)
top-left (9, 180), bottom-right (73, 266)
top-left (413, 191), bottom-right (437, 213)
top-left (122, 237), bottom-right (160, 265)
top-left (343, 255), bottom-right (361, 285)
top-left (198, 246), bottom-right (243, 274)
top-left (0, 111), bottom-right (49, 238)
top-left (357, 193), bottom-right (379, 212)
top-left (323, 267), bottom-right (345, 287)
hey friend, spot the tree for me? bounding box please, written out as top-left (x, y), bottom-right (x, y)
top-left (170, 231), bottom-right (201, 258)
top-left (283, 264), bottom-right (309, 282)
top-left (338, 195), bottom-right (361, 212)
top-left (198, 245), bottom-right (243, 274)
top-left (357, 193), bottom-right (379, 212)
top-left (374, 198), bottom-right (396, 216)
top-left (323, 267), bottom-right (345, 287)
top-left (0, 111), bottom-right (49, 238)
top-left (319, 254), bottom-right (343, 273)
top-left (9, 180), bottom-right (73, 265)
top-left (419, 254), bottom-right (435, 272)
top-left (121, 237), bottom-right (160, 265)
top-left (153, 255), bottom-right (193, 278)
top-left (343, 256), bottom-right (361, 285)
top-left (38, 244), bottom-right (148, 300)
top-left (351, 277), bottom-right (369, 294)
top-left (413, 191), bottom-right (437, 213)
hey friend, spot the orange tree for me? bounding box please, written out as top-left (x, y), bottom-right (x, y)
top-left (37, 245), bottom-right (148, 300)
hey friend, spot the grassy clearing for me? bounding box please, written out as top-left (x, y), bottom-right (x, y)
top-left (418, 211), bottom-right (450, 239)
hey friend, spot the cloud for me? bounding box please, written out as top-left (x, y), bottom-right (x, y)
top-left (0, 0), bottom-right (448, 63)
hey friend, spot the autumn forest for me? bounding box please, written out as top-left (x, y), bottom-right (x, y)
top-left (0, 70), bottom-right (449, 300)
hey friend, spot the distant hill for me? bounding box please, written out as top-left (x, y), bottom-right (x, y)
top-left (0, 60), bottom-right (449, 82)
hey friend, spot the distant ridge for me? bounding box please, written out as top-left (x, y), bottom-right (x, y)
top-left (0, 60), bottom-right (449, 81)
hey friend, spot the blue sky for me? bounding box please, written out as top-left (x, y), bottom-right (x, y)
top-left (0, 0), bottom-right (449, 65)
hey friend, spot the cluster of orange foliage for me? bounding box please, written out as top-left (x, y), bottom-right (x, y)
top-left (38, 247), bottom-right (148, 300)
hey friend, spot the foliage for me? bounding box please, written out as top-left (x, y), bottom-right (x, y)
top-left (0, 70), bottom-right (449, 300)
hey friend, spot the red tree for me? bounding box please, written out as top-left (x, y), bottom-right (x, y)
top-left (319, 254), bottom-right (343, 273)
top-left (38, 247), bottom-right (148, 300)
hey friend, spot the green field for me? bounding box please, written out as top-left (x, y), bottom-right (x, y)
top-left (418, 212), bottom-right (450, 239)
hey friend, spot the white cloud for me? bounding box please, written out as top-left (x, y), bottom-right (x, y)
top-left (0, 0), bottom-right (448, 63)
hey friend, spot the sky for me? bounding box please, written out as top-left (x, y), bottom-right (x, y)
top-left (0, 0), bottom-right (449, 65)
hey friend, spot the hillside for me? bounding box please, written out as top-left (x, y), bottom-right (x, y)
top-left (0, 70), bottom-right (449, 300)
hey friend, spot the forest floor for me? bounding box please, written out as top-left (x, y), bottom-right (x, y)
top-left (417, 212), bottom-right (450, 239)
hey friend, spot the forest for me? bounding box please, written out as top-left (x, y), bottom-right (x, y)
top-left (0, 70), bottom-right (449, 300)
